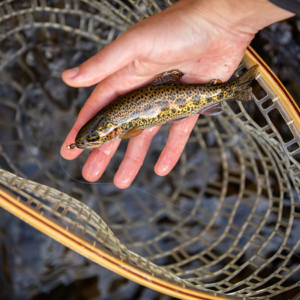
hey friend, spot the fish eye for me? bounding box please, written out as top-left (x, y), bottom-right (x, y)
top-left (86, 132), bottom-right (99, 142)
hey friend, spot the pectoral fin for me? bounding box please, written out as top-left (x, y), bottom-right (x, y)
top-left (121, 126), bottom-right (143, 139)
top-left (151, 70), bottom-right (184, 86)
top-left (200, 103), bottom-right (223, 116)
top-left (167, 116), bottom-right (188, 124)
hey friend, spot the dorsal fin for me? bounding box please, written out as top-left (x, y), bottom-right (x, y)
top-left (151, 70), bottom-right (184, 86)
top-left (209, 79), bottom-right (222, 85)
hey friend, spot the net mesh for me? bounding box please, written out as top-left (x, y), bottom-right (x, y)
top-left (0, 1), bottom-right (300, 299)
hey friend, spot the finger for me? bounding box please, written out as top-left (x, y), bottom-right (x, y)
top-left (62, 27), bottom-right (145, 87)
top-left (154, 114), bottom-right (199, 176)
top-left (61, 0), bottom-right (196, 89)
top-left (61, 0), bottom-right (191, 89)
top-left (114, 126), bottom-right (161, 189)
top-left (82, 140), bottom-right (121, 182)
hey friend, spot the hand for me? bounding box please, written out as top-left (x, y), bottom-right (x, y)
top-left (60, 0), bottom-right (293, 189)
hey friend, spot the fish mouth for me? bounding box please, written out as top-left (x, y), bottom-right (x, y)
top-left (71, 135), bottom-right (120, 150)
top-left (75, 142), bottom-right (103, 149)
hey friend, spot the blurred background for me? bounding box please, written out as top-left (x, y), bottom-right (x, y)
top-left (0, 1), bottom-right (300, 299)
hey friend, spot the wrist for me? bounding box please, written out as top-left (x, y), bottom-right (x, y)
top-left (190, 0), bottom-right (295, 35)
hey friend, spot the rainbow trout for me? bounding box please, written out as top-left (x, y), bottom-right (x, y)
top-left (67, 65), bottom-right (258, 150)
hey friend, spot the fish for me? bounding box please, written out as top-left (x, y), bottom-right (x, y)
top-left (67, 65), bottom-right (259, 150)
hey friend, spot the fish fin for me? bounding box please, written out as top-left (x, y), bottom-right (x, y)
top-left (167, 116), bottom-right (188, 124)
top-left (121, 126), bottom-right (143, 139)
top-left (231, 87), bottom-right (254, 102)
top-left (230, 65), bottom-right (258, 102)
top-left (209, 79), bottom-right (222, 85)
top-left (200, 103), bottom-right (223, 116)
top-left (235, 65), bottom-right (258, 86)
top-left (151, 70), bottom-right (184, 86)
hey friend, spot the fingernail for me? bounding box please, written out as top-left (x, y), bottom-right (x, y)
top-left (64, 67), bottom-right (79, 79)
top-left (117, 167), bottom-right (130, 184)
top-left (157, 156), bottom-right (171, 174)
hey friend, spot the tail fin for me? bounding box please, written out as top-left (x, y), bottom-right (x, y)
top-left (231, 65), bottom-right (259, 102)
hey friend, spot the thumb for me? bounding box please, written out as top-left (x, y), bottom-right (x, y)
top-left (62, 29), bottom-right (142, 87)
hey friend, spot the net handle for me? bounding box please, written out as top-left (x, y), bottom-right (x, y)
top-left (0, 184), bottom-right (233, 300)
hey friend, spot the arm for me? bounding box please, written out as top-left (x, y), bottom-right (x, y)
top-left (60, 0), bottom-right (294, 189)
top-left (269, 0), bottom-right (300, 16)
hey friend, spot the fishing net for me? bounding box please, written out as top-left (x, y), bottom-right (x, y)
top-left (0, 1), bottom-right (300, 299)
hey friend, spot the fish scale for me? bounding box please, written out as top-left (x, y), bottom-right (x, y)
top-left (67, 65), bottom-right (259, 150)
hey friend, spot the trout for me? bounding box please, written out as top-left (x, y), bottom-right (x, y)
top-left (67, 65), bottom-right (258, 150)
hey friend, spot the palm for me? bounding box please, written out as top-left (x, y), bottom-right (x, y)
top-left (60, 0), bottom-right (254, 188)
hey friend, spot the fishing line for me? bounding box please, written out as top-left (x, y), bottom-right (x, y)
top-left (60, 154), bottom-right (300, 261)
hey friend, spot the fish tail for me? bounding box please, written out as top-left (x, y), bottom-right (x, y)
top-left (231, 64), bottom-right (259, 102)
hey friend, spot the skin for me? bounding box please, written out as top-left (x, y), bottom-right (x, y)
top-left (60, 0), bottom-right (294, 189)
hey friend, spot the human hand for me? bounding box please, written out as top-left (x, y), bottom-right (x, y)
top-left (60, 0), bottom-right (293, 189)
